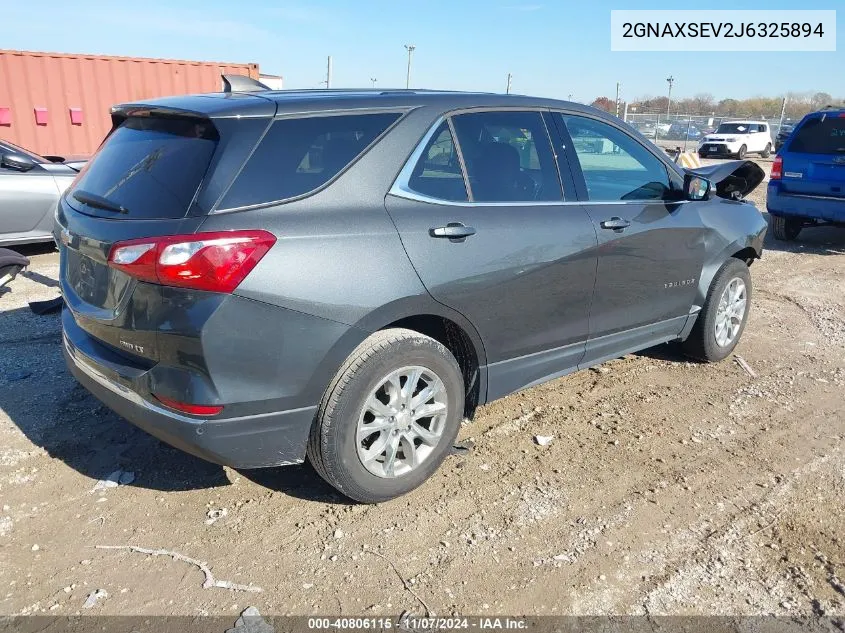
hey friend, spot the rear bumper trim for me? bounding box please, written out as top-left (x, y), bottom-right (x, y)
top-left (63, 328), bottom-right (317, 469)
top-left (64, 331), bottom-right (202, 426)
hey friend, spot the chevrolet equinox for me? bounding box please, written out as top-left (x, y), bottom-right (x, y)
top-left (57, 85), bottom-right (767, 502)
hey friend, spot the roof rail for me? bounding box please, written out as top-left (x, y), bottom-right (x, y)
top-left (221, 74), bottom-right (270, 93)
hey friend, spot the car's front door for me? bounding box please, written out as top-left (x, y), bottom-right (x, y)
top-left (552, 113), bottom-right (709, 366)
top-left (0, 162), bottom-right (60, 237)
top-left (386, 110), bottom-right (598, 399)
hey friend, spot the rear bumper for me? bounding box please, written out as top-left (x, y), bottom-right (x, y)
top-left (766, 186), bottom-right (845, 223)
top-left (63, 322), bottom-right (317, 469)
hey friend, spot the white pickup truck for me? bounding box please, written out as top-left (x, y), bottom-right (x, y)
top-left (698, 121), bottom-right (774, 159)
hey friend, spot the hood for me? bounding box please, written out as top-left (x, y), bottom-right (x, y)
top-left (686, 160), bottom-right (766, 200)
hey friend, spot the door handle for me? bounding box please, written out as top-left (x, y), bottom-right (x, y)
top-left (429, 222), bottom-right (477, 241)
top-left (600, 217), bottom-right (631, 231)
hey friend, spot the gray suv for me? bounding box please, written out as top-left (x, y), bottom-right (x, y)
top-left (57, 88), bottom-right (767, 502)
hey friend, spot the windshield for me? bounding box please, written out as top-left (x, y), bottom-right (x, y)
top-left (789, 114), bottom-right (845, 154)
top-left (716, 123), bottom-right (753, 134)
top-left (66, 116), bottom-right (218, 219)
top-left (0, 140), bottom-right (47, 163)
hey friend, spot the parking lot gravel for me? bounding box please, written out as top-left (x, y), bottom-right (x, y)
top-left (0, 158), bottom-right (843, 617)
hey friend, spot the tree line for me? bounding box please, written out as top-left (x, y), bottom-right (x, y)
top-left (590, 91), bottom-right (843, 120)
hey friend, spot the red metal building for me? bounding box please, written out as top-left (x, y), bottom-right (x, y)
top-left (0, 49), bottom-right (259, 157)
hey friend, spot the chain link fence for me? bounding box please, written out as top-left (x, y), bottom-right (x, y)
top-left (623, 111), bottom-right (795, 153)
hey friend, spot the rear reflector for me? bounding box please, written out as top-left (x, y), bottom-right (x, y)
top-left (108, 230), bottom-right (276, 293)
top-left (771, 155), bottom-right (783, 181)
top-left (153, 394), bottom-right (224, 416)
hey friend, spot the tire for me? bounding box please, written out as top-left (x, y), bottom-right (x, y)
top-left (760, 143), bottom-right (772, 158)
top-left (737, 144), bottom-right (747, 159)
top-left (771, 215), bottom-right (802, 241)
top-left (307, 328), bottom-right (464, 503)
top-left (682, 259), bottom-right (752, 363)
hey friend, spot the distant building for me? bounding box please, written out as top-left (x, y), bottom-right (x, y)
top-left (260, 73), bottom-right (284, 90)
top-left (0, 49), bottom-right (261, 156)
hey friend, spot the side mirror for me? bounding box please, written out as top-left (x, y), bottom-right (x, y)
top-left (1, 153), bottom-right (36, 172)
top-left (685, 173), bottom-right (711, 201)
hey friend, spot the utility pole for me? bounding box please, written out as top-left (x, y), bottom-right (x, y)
top-left (370, 77), bottom-right (377, 88)
top-left (326, 56), bottom-right (332, 89)
top-left (615, 82), bottom-right (621, 117)
top-left (404, 44), bottom-right (415, 89)
top-left (666, 75), bottom-right (674, 116)
top-left (506, 73), bottom-right (512, 94)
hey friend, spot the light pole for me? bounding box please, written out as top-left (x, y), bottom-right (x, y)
top-left (404, 44), bottom-right (415, 89)
top-left (506, 73), bottom-right (512, 94)
top-left (615, 82), bottom-right (621, 117)
top-left (370, 77), bottom-right (377, 88)
top-left (666, 75), bottom-right (674, 116)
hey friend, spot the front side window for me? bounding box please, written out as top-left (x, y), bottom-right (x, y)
top-left (562, 115), bottom-right (672, 202)
top-left (450, 111), bottom-right (562, 202)
top-left (220, 112), bottom-right (401, 209)
top-left (407, 122), bottom-right (468, 202)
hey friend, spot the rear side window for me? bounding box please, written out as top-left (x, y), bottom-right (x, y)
top-left (789, 115), bottom-right (845, 154)
top-left (407, 122), bottom-right (468, 202)
top-left (450, 111), bottom-right (562, 202)
top-left (220, 112), bottom-right (401, 209)
top-left (67, 116), bottom-right (218, 219)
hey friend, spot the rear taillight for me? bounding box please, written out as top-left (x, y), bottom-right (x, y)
top-left (153, 394), bottom-right (223, 416)
top-left (108, 230), bottom-right (276, 293)
top-left (771, 155), bottom-right (783, 181)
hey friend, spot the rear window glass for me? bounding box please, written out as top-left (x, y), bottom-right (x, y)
top-left (789, 115), bottom-right (845, 154)
top-left (66, 116), bottom-right (218, 219)
top-left (220, 112), bottom-right (401, 209)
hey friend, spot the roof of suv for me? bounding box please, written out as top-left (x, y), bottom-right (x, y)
top-left (113, 89), bottom-right (597, 120)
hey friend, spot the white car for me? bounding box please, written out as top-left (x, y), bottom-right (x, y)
top-left (698, 121), bottom-right (773, 159)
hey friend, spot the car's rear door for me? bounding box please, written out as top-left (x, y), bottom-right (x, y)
top-left (551, 112), bottom-right (709, 366)
top-left (386, 109), bottom-right (598, 399)
top-left (780, 113), bottom-right (845, 205)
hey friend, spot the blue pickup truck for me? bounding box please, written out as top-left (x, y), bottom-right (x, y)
top-left (767, 107), bottom-right (845, 241)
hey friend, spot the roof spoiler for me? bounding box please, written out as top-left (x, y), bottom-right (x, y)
top-left (222, 74), bottom-right (270, 93)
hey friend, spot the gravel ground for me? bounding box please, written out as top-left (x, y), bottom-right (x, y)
top-left (0, 159), bottom-right (843, 617)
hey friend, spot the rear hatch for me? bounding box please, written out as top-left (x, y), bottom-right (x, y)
top-left (58, 100), bottom-right (272, 364)
top-left (779, 112), bottom-right (845, 199)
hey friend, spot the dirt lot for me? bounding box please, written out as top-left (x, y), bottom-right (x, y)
top-left (1, 159), bottom-right (843, 618)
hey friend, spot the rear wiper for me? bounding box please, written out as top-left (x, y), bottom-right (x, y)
top-left (72, 189), bottom-right (129, 214)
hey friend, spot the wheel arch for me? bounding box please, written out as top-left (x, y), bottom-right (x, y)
top-left (352, 297), bottom-right (489, 417)
top-left (693, 236), bottom-right (762, 311)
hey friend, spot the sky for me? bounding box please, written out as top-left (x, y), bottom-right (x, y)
top-left (1, 0), bottom-right (841, 102)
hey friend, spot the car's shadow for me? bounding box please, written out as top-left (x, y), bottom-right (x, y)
top-left (761, 213), bottom-right (845, 256)
top-left (633, 342), bottom-right (684, 362)
top-left (3, 242), bottom-right (58, 258)
top-left (0, 301), bottom-right (346, 502)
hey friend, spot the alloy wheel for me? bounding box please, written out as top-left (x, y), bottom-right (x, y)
top-left (714, 277), bottom-right (747, 347)
top-left (356, 366), bottom-right (449, 478)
